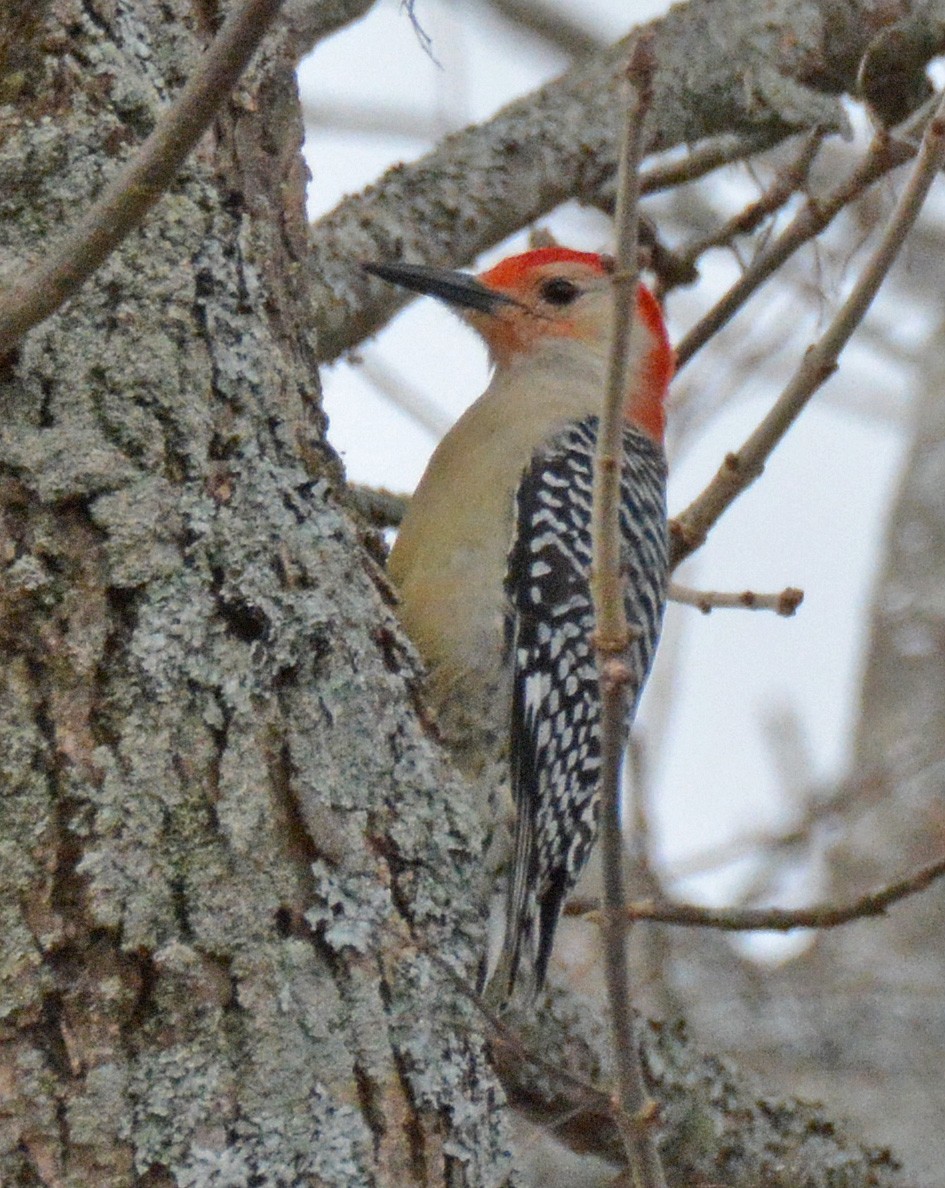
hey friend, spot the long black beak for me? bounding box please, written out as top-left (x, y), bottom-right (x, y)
top-left (362, 260), bottom-right (518, 315)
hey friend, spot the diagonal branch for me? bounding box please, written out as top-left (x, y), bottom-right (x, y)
top-left (485, 0), bottom-right (603, 59)
top-left (0, 0), bottom-right (294, 354)
top-left (664, 130), bottom-right (823, 294)
top-left (673, 126), bottom-right (916, 372)
top-left (669, 87), bottom-right (945, 569)
top-left (638, 129), bottom-right (782, 195)
top-left (310, 0), bottom-right (936, 361)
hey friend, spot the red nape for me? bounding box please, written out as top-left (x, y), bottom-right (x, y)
top-left (637, 284), bottom-right (674, 395)
top-left (624, 285), bottom-right (674, 444)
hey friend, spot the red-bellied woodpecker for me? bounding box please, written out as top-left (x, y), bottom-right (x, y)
top-left (364, 247), bottom-right (673, 999)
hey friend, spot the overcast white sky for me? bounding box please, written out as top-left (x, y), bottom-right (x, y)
top-left (298, 0), bottom-right (917, 955)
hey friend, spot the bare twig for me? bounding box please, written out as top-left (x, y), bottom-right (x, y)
top-left (0, 0), bottom-right (286, 354)
top-left (357, 351), bottom-right (453, 438)
top-left (568, 855), bottom-right (945, 932)
top-left (673, 130), bottom-right (914, 372)
top-left (664, 132), bottom-right (823, 293)
top-left (669, 583), bottom-right (804, 616)
top-left (591, 40), bottom-right (667, 1188)
top-left (725, 706), bottom-right (821, 909)
top-left (667, 765), bottom-right (890, 880)
top-left (638, 129), bottom-right (783, 195)
top-left (624, 741), bottom-right (679, 1016)
top-left (670, 88), bottom-right (945, 569)
top-left (302, 98), bottom-right (444, 141)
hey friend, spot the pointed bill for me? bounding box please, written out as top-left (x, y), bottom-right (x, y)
top-left (362, 260), bottom-right (520, 315)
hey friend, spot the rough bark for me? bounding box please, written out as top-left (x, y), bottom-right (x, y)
top-left (494, 1000), bottom-right (903, 1188)
top-left (0, 2), bottom-right (508, 1184)
top-left (824, 328), bottom-right (945, 1182)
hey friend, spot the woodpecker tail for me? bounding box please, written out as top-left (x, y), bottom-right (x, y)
top-left (485, 649), bottom-right (589, 1006)
top-left (484, 863), bottom-right (568, 1005)
top-left (502, 885), bottom-right (569, 999)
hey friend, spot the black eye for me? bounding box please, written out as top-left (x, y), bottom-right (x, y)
top-left (539, 277), bottom-right (581, 306)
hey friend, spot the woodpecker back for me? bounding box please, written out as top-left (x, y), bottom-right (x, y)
top-left (365, 248), bottom-right (673, 998)
top-left (503, 415), bottom-right (666, 992)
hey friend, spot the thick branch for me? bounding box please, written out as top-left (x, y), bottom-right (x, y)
top-left (311, 0), bottom-right (938, 361)
top-left (491, 993), bottom-right (907, 1183)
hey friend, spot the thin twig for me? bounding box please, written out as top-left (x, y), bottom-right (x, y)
top-left (669, 583), bottom-right (804, 616)
top-left (590, 38), bottom-right (667, 1188)
top-left (670, 88), bottom-right (945, 569)
top-left (638, 129), bottom-right (782, 196)
top-left (624, 741), bottom-right (678, 1017)
top-left (358, 351), bottom-right (453, 438)
top-left (667, 765), bottom-right (889, 880)
top-left (672, 87), bottom-right (942, 365)
top-left (567, 855), bottom-right (945, 932)
top-left (668, 132), bottom-right (823, 284)
top-left (302, 98), bottom-right (443, 141)
top-left (673, 129), bottom-right (915, 372)
top-left (727, 707), bottom-right (819, 909)
top-left (0, 0), bottom-right (286, 355)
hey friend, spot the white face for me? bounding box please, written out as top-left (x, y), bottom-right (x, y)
top-left (466, 261), bottom-right (619, 364)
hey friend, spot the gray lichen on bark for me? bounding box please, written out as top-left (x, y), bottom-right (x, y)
top-left (0, 1), bottom-right (509, 1184)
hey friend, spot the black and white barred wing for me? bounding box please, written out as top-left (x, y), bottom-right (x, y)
top-left (500, 416), bottom-right (667, 997)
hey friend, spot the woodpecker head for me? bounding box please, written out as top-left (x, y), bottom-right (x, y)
top-left (363, 247), bottom-right (673, 442)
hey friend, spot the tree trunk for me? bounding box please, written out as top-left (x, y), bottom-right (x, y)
top-left (0, 3), bottom-right (507, 1183)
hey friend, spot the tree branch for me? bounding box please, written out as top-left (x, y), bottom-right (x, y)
top-left (347, 483), bottom-right (408, 529)
top-left (673, 125), bottom-right (917, 372)
top-left (0, 0), bottom-right (296, 354)
top-left (670, 86), bottom-right (945, 569)
top-left (489, 982), bottom-right (908, 1182)
top-left (637, 129), bottom-right (782, 195)
top-left (311, 0), bottom-right (937, 361)
top-left (669, 583), bottom-right (804, 616)
top-left (591, 41), bottom-right (667, 1188)
top-left (662, 130), bottom-right (823, 296)
top-left (484, 0), bottom-right (603, 59)
top-left (568, 855), bottom-right (945, 932)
